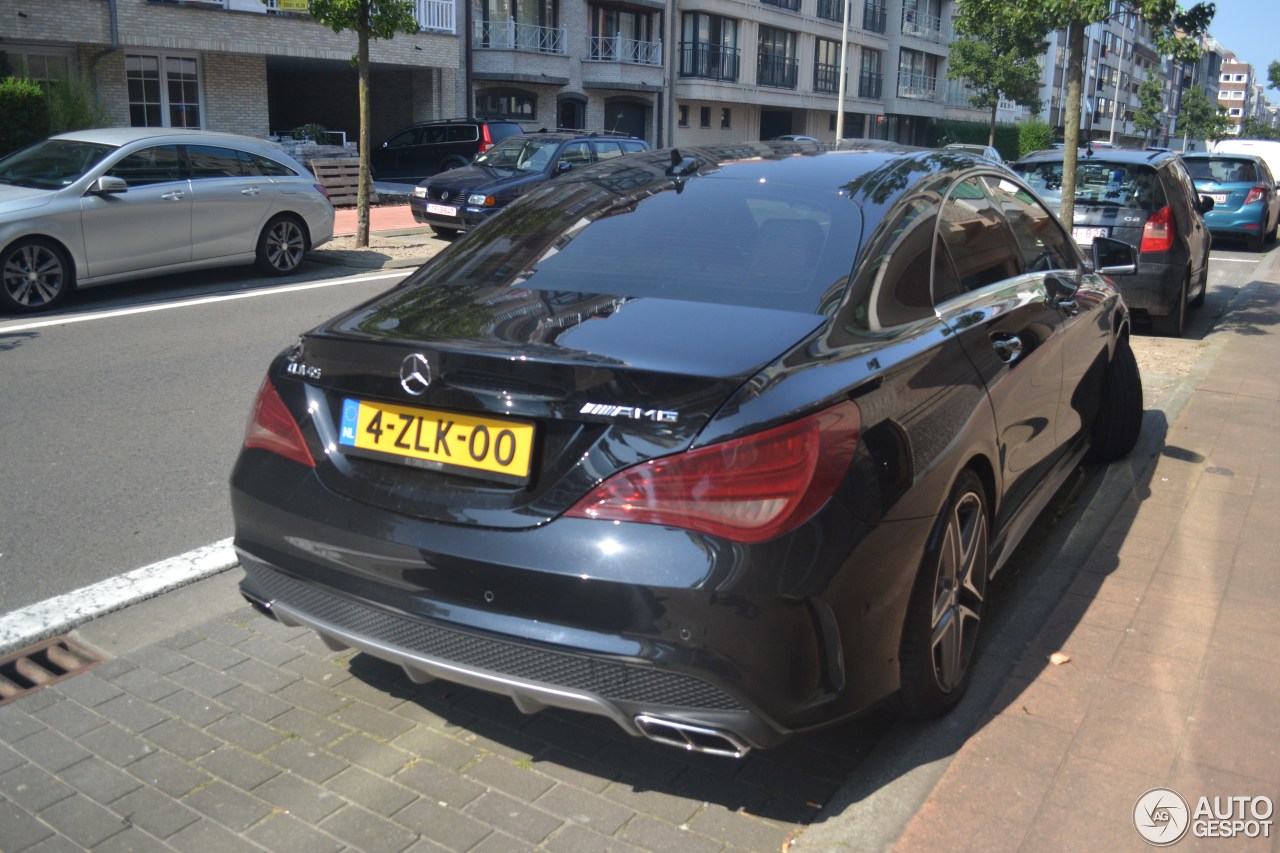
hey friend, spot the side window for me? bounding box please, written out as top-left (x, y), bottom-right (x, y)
top-left (186, 145), bottom-right (244, 179)
top-left (108, 145), bottom-right (183, 186)
top-left (559, 141), bottom-right (592, 166)
top-left (592, 140), bottom-right (624, 161)
top-left (243, 152), bottom-right (296, 177)
top-left (841, 194), bottom-right (941, 330)
top-left (936, 177), bottom-right (1021, 294)
top-left (982, 175), bottom-right (1078, 273)
top-left (418, 126), bottom-right (446, 145)
top-left (447, 125), bottom-right (478, 143)
top-left (1169, 162), bottom-right (1199, 214)
top-left (621, 140), bottom-right (646, 154)
top-left (384, 128), bottom-right (419, 149)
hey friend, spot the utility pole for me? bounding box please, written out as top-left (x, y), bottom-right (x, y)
top-left (835, 0), bottom-right (851, 139)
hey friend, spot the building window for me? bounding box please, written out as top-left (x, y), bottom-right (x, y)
top-left (1229, 107), bottom-right (1243, 117)
top-left (1232, 90), bottom-right (1245, 99)
top-left (1220, 73), bottom-right (1232, 82)
top-left (681, 13), bottom-right (740, 82)
top-left (860, 49), bottom-right (883, 99)
top-left (814, 38), bottom-right (841, 94)
top-left (678, 105), bottom-right (689, 127)
top-left (473, 0), bottom-right (563, 52)
top-left (700, 106), bottom-right (711, 128)
top-left (2, 49), bottom-right (72, 93)
top-left (476, 89), bottom-right (537, 120)
top-left (127, 54), bottom-right (201, 128)
top-left (757, 26), bottom-right (798, 89)
top-left (720, 108), bottom-right (731, 128)
top-left (589, 6), bottom-right (659, 64)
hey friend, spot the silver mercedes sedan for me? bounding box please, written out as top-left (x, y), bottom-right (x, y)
top-left (0, 128), bottom-right (335, 314)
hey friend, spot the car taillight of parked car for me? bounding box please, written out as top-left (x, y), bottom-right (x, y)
top-left (244, 377), bottom-right (315, 468)
top-left (565, 401), bottom-right (861, 543)
top-left (1244, 186), bottom-right (1267, 206)
top-left (313, 183), bottom-right (332, 202)
top-left (480, 125), bottom-right (494, 153)
top-left (1140, 204), bottom-right (1175, 253)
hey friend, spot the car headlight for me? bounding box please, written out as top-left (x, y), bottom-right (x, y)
top-left (468, 194), bottom-right (495, 207)
top-left (413, 186), bottom-right (427, 198)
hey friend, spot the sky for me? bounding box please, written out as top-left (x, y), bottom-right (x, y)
top-left (1203, 0), bottom-right (1276, 83)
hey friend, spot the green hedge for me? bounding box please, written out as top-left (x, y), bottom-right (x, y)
top-left (927, 118), bottom-right (1021, 162)
top-left (0, 76), bottom-right (48, 157)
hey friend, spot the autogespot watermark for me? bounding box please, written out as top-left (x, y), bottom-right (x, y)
top-left (1134, 788), bottom-right (1274, 845)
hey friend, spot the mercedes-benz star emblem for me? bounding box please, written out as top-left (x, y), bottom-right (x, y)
top-left (400, 353), bottom-right (432, 396)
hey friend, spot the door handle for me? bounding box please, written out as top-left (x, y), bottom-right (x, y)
top-left (991, 333), bottom-right (1024, 364)
top-left (241, 187), bottom-right (261, 196)
top-left (161, 191), bottom-right (184, 201)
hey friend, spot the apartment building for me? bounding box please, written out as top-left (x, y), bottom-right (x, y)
top-left (0, 0), bottom-right (460, 147)
top-left (1218, 54), bottom-right (1251, 135)
top-left (670, 0), bottom-right (955, 146)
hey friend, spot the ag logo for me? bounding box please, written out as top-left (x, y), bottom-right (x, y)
top-left (1135, 788), bottom-right (1190, 845)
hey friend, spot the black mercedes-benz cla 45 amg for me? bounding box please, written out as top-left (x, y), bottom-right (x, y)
top-left (231, 141), bottom-right (1143, 757)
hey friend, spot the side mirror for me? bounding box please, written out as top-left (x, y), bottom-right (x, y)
top-left (88, 175), bottom-right (128, 194)
top-left (557, 160), bottom-right (573, 173)
top-left (1091, 236), bottom-right (1138, 275)
top-left (1198, 194), bottom-right (1215, 214)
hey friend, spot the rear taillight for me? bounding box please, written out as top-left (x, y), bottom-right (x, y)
top-left (1140, 204), bottom-right (1175, 253)
top-left (244, 377), bottom-right (315, 468)
top-left (480, 125), bottom-right (494, 153)
top-left (313, 183), bottom-right (331, 202)
top-left (565, 401), bottom-right (861, 543)
top-left (1244, 186), bottom-right (1266, 206)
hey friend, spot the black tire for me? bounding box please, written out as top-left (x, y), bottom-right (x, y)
top-left (898, 470), bottom-right (989, 720)
top-left (1, 237), bottom-right (74, 314)
top-left (430, 225), bottom-right (459, 238)
top-left (1248, 230), bottom-right (1265, 252)
top-left (255, 215), bottom-right (308, 276)
top-left (1085, 335), bottom-right (1143, 464)
top-left (1151, 272), bottom-right (1187, 337)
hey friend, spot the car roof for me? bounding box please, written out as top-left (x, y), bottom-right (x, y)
top-left (499, 130), bottom-right (646, 143)
top-left (49, 127), bottom-right (281, 148)
top-left (1181, 151), bottom-right (1265, 162)
top-left (1017, 147), bottom-right (1179, 167)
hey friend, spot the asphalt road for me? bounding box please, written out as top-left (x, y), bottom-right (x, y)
top-left (0, 244), bottom-right (1271, 614)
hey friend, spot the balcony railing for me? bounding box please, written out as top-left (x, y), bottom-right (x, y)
top-left (679, 42), bottom-right (741, 82)
top-left (897, 70), bottom-right (937, 100)
top-left (817, 0), bottom-right (843, 22)
top-left (859, 71), bottom-right (883, 99)
top-left (762, 0), bottom-right (802, 11)
top-left (901, 7), bottom-right (943, 42)
top-left (588, 35), bottom-right (663, 66)
top-left (165, 0), bottom-right (455, 32)
top-left (474, 19), bottom-right (566, 54)
top-left (814, 62), bottom-right (841, 94)
top-left (757, 53), bottom-right (799, 89)
top-left (862, 2), bottom-right (887, 33)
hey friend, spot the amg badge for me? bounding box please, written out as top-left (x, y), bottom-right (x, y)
top-left (580, 403), bottom-right (678, 423)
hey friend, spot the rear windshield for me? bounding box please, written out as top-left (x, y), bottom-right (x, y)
top-left (1184, 157), bottom-right (1260, 184)
top-left (1012, 160), bottom-right (1163, 209)
top-left (407, 169), bottom-right (860, 315)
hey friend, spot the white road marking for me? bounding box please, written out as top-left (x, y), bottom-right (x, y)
top-left (0, 539), bottom-right (237, 656)
top-left (1209, 256), bottom-right (1262, 263)
top-left (0, 271), bottom-right (407, 334)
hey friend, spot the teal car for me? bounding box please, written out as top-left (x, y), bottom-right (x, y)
top-left (1182, 152), bottom-right (1280, 251)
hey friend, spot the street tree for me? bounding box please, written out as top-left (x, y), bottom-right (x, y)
top-left (1131, 74), bottom-right (1164, 146)
top-left (308, 0), bottom-right (420, 247)
top-left (956, 0), bottom-right (1213, 226)
top-left (1238, 116), bottom-right (1280, 141)
top-left (1269, 60), bottom-right (1280, 90)
top-left (947, 13), bottom-right (1046, 146)
top-left (1178, 85), bottom-right (1232, 147)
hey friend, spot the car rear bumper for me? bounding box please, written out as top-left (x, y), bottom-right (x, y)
top-left (1114, 258), bottom-right (1185, 318)
top-left (1202, 207), bottom-right (1267, 239)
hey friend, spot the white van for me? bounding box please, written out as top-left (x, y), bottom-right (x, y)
top-left (1212, 139), bottom-right (1280, 188)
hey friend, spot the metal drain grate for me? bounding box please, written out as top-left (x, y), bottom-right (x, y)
top-left (0, 637), bottom-right (104, 706)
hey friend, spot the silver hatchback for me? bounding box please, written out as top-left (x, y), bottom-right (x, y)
top-left (0, 128), bottom-right (335, 313)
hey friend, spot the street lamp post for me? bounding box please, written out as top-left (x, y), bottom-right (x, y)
top-left (835, 0), bottom-right (851, 139)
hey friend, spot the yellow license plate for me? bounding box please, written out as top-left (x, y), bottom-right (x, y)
top-left (338, 398), bottom-right (534, 484)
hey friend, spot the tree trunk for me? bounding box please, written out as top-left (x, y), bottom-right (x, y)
top-left (988, 101), bottom-right (998, 147)
top-left (356, 12), bottom-right (372, 248)
top-left (1061, 21), bottom-right (1085, 230)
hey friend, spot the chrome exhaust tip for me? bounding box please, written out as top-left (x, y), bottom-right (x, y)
top-left (634, 715), bottom-right (751, 758)
top-left (240, 591), bottom-right (276, 620)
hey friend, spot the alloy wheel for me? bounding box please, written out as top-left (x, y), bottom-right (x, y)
top-left (3, 242), bottom-right (66, 309)
top-left (929, 491), bottom-right (987, 692)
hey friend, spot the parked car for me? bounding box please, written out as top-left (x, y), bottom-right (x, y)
top-left (943, 142), bottom-right (1002, 162)
top-left (369, 118), bottom-right (524, 182)
top-left (1211, 138), bottom-right (1280, 191)
top-left (0, 128), bottom-right (334, 314)
top-left (1011, 147), bottom-right (1213, 336)
top-left (1181, 152), bottom-right (1280, 251)
top-left (231, 140), bottom-right (1144, 757)
top-left (772, 134), bottom-right (819, 141)
top-left (410, 131), bottom-right (649, 235)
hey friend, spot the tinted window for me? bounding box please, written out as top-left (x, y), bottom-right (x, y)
top-left (936, 177), bottom-right (1020, 295)
top-left (409, 172), bottom-right (858, 315)
top-left (981, 175), bottom-right (1077, 273)
top-left (593, 140), bottom-right (624, 160)
top-left (108, 145), bottom-right (183, 186)
top-left (447, 126), bottom-right (478, 143)
top-left (187, 144), bottom-right (244, 179)
top-left (845, 194), bottom-right (941, 329)
top-left (244, 151), bottom-right (296, 177)
top-left (487, 122), bottom-right (524, 144)
top-left (384, 128), bottom-right (419, 148)
top-left (1184, 157), bottom-right (1261, 183)
top-left (560, 141), bottom-right (592, 166)
top-left (1013, 160), bottom-right (1164, 210)
top-left (621, 140), bottom-right (647, 154)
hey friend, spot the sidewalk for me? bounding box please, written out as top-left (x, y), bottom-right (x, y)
top-left (331, 202), bottom-right (420, 237)
top-left (883, 266), bottom-right (1280, 851)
